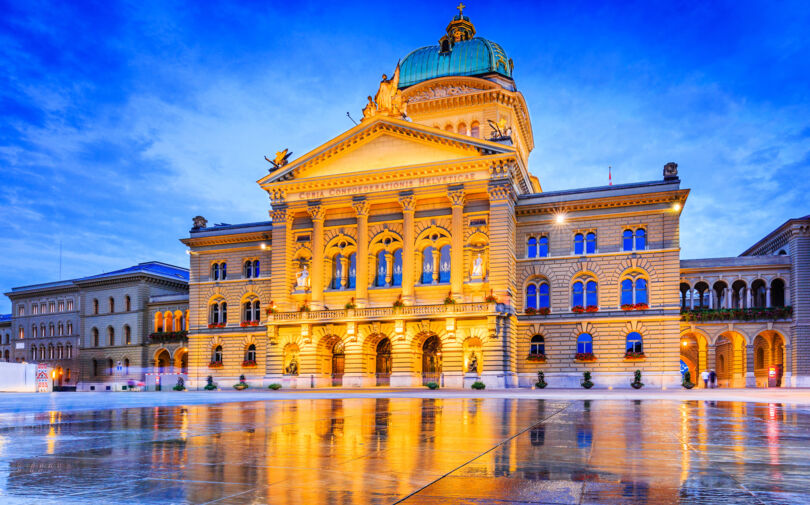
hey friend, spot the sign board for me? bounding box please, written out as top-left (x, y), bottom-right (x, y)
top-left (116, 361), bottom-right (123, 375)
top-left (15, 342), bottom-right (24, 349)
top-left (36, 363), bottom-right (50, 393)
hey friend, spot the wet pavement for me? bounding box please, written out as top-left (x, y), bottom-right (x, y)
top-left (0, 397), bottom-right (808, 504)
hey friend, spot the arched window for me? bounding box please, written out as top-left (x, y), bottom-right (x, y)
top-left (124, 325), bottom-right (131, 345)
top-left (626, 332), bottom-right (643, 354)
top-left (245, 344), bottom-right (256, 363)
top-left (376, 250), bottom-right (387, 287)
top-left (253, 301), bottom-right (261, 322)
top-left (125, 295), bottom-right (131, 312)
top-left (530, 335), bottom-right (545, 356)
top-left (538, 282), bottom-right (550, 309)
top-left (107, 359), bottom-right (114, 376)
top-left (67, 322), bottom-right (73, 335)
top-left (66, 344), bottom-right (72, 359)
top-left (243, 301), bottom-right (253, 322)
top-left (58, 323), bottom-right (64, 336)
top-left (635, 279), bottom-right (648, 305)
top-left (210, 300), bottom-right (227, 325)
top-left (48, 345), bottom-right (54, 359)
top-left (212, 263), bottom-right (220, 280)
top-left (32, 325), bottom-right (37, 338)
top-left (525, 284), bottom-right (537, 310)
top-left (572, 282), bottom-right (584, 307)
top-left (154, 312), bottom-right (163, 332)
top-left (444, 124), bottom-right (454, 132)
top-left (622, 229), bottom-right (633, 252)
top-left (771, 278), bottom-right (786, 307)
top-left (421, 246), bottom-right (434, 284)
top-left (93, 299), bottom-right (99, 315)
top-left (92, 328), bottom-right (99, 347)
top-left (92, 359), bottom-right (98, 376)
top-left (585, 281), bottom-right (598, 307)
top-left (585, 232), bottom-right (597, 254)
top-left (621, 279), bottom-right (634, 306)
top-left (254, 260), bottom-right (260, 278)
top-left (470, 121), bottom-right (480, 138)
top-left (49, 323), bottom-right (54, 336)
top-left (392, 249), bottom-right (403, 286)
top-left (538, 236), bottom-right (549, 257)
top-left (439, 245), bottom-right (451, 283)
top-left (107, 327), bottom-right (115, 346)
top-left (243, 260), bottom-right (253, 278)
top-left (109, 297), bottom-right (115, 313)
top-left (39, 345), bottom-right (45, 360)
top-left (331, 253), bottom-right (344, 289)
top-left (635, 228), bottom-right (646, 250)
top-left (457, 122), bottom-right (467, 135)
top-left (212, 345), bottom-right (223, 364)
top-left (527, 237), bottom-right (537, 258)
top-left (577, 333), bottom-right (593, 354)
top-left (574, 233), bottom-right (584, 255)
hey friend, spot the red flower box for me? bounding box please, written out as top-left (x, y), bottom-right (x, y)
top-left (537, 307), bottom-right (551, 315)
top-left (208, 324), bottom-right (215, 329)
top-left (208, 362), bottom-right (223, 368)
top-left (217, 323), bottom-right (226, 328)
top-left (527, 354), bottom-right (547, 362)
top-left (250, 321), bottom-right (258, 326)
top-left (585, 305), bottom-right (599, 312)
top-left (621, 304), bottom-right (635, 311)
top-left (242, 360), bottom-right (257, 367)
top-left (624, 351), bottom-right (646, 360)
top-left (634, 303), bottom-right (648, 310)
top-left (240, 322), bottom-right (248, 327)
top-left (575, 352), bottom-right (596, 362)
top-left (525, 307), bottom-right (537, 315)
top-left (571, 305), bottom-right (585, 313)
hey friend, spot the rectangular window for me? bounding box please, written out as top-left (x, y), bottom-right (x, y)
top-left (17, 305), bottom-right (24, 316)
top-left (49, 302), bottom-right (55, 313)
top-left (18, 328), bottom-right (24, 339)
top-left (67, 299), bottom-right (73, 311)
top-left (538, 237), bottom-right (549, 258)
top-left (58, 301), bottom-right (65, 312)
top-left (32, 304), bottom-right (38, 315)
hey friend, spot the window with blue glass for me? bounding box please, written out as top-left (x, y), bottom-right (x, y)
top-left (572, 281), bottom-right (584, 307)
top-left (626, 332), bottom-right (643, 353)
top-left (347, 253), bottom-right (356, 288)
top-left (530, 335), bottom-right (545, 355)
top-left (421, 246), bottom-right (434, 284)
top-left (635, 278), bottom-right (647, 305)
top-left (585, 232), bottom-right (596, 254)
top-left (392, 249), bottom-right (403, 286)
top-left (635, 228), bottom-right (646, 250)
top-left (622, 229), bottom-right (634, 251)
top-left (621, 279), bottom-right (634, 306)
top-left (525, 284), bottom-right (537, 310)
top-left (574, 233), bottom-right (584, 255)
top-left (253, 260), bottom-right (260, 278)
top-left (331, 254), bottom-right (343, 289)
top-left (538, 282), bottom-right (550, 308)
top-left (439, 245), bottom-right (451, 283)
top-left (538, 236), bottom-right (549, 257)
top-left (376, 250), bottom-right (387, 287)
top-left (585, 281), bottom-right (598, 307)
top-left (577, 333), bottom-right (593, 354)
top-left (527, 237), bottom-right (537, 258)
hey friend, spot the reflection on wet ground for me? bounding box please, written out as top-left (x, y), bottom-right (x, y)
top-left (0, 398), bottom-right (807, 504)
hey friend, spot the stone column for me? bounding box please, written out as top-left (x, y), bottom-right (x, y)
top-left (400, 193), bottom-right (416, 304)
top-left (353, 199), bottom-right (370, 307)
top-left (766, 287), bottom-right (772, 308)
top-left (745, 344), bottom-right (756, 388)
top-left (690, 289), bottom-right (695, 309)
top-left (308, 203), bottom-right (325, 310)
top-left (448, 186), bottom-right (466, 301)
top-left (705, 345), bottom-right (716, 389)
top-left (725, 287), bottom-right (731, 309)
top-left (746, 287), bottom-right (753, 309)
top-left (384, 251), bottom-right (393, 286)
top-left (270, 205), bottom-right (293, 311)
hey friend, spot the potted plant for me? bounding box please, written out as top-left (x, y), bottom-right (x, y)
top-left (585, 305), bottom-right (599, 313)
top-left (575, 352), bottom-right (596, 362)
top-left (471, 381), bottom-right (486, 390)
top-left (443, 292), bottom-right (456, 305)
top-left (233, 374), bottom-right (249, 390)
top-left (425, 382), bottom-right (439, 390)
top-left (172, 377), bottom-right (185, 391)
top-left (345, 297), bottom-right (356, 310)
top-left (535, 371), bottom-right (547, 389)
top-left (299, 303), bottom-right (311, 312)
top-left (581, 371), bottom-right (594, 389)
top-left (484, 290), bottom-right (498, 306)
top-left (266, 301), bottom-right (277, 315)
top-left (242, 359), bottom-right (257, 368)
top-left (624, 351), bottom-right (646, 360)
top-left (268, 383), bottom-right (282, 390)
top-left (682, 370), bottom-right (695, 389)
top-left (203, 376), bottom-right (216, 390)
top-left (392, 294), bottom-right (405, 309)
top-left (631, 369), bottom-right (644, 389)
top-left (571, 305), bottom-right (585, 313)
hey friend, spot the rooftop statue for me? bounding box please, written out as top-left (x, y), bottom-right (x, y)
top-left (362, 63), bottom-right (406, 121)
top-left (265, 148), bottom-right (293, 171)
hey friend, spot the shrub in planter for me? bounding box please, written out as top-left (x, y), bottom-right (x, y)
top-left (631, 369), bottom-right (644, 389)
top-left (682, 370), bottom-right (695, 389)
top-left (392, 294), bottom-right (405, 308)
top-left (535, 371), bottom-right (547, 389)
top-left (471, 381), bottom-right (486, 390)
top-left (204, 376), bottom-right (216, 391)
top-left (443, 292), bottom-right (456, 305)
top-left (344, 297), bottom-right (356, 310)
top-left (425, 382), bottom-right (439, 390)
top-left (484, 290), bottom-right (498, 303)
top-left (233, 374), bottom-right (249, 390)
top-left (581, 371), bottom-right (594, 389)
top-left (173, 377), bottom-right (185, 391)
top-left (268, 383), bottom-right (282, 390)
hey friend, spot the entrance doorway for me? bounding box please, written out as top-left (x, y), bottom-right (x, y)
top-left (422, 335), bottom-right (441, 385)
top-left (331, 341), bottom-right (345, 387)
top-left (376, 338), bottom-right (392, 386)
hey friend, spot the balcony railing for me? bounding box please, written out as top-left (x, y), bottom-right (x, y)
top-left (269, 302), bottom-right (502, 322)
top-left (148, 331), bottom-right (188, 343)
top-left (681, 307), bottom-right (792, 322)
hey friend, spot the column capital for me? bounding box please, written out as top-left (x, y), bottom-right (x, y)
top-left (308, 203), bottom-right (325, 221)
top-left (447, 186), bottom-right (466, 207)
top-left (270, 206), bottom-right (292, 224)
top-left (399, 192), bottom-right (416, 212)
top-left (352, 198), bottom-right (370, 216)
top-left (488, 181), bottom-right (515, 203)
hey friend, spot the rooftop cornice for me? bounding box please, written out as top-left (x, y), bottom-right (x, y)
top-left (741, 216), bottom-right (810, 256)
top-left (515, 184), bottom-right (688, 215)
top-left (182, 230), bottom-right (272, 248)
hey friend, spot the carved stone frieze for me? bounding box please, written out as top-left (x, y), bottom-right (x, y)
top-left (407, 84), bottom-right (489, 103)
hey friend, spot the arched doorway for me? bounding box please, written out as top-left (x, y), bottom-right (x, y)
top-left (375, 338), bottom-right (392, 386)
top-left (331, 340), bottom-right (345, 387)
top-left (174, 348), bottom-right (188, 374)
top-left (422, 335), bottom-right (442, 385)
top-left (155, 349), bottom-right (171, 374)
top-left (54, 366), bottom-right (63, 387)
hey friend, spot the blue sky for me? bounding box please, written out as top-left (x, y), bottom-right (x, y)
top-left (1, 0), bottom-right (809, 313)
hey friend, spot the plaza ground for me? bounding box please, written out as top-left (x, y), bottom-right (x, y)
top-left (1, 391), bottom-right (810, 504)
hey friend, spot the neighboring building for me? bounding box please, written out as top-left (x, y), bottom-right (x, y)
top-left (4, 281), bottom-right (80, 389)
top-left (76, 262), bottom-right (188, 391)
top-left (146, 292), bottom-right (191, 390)
top-left (181, 10), bottom-right (807, 389)
top-left (0, 314), bottom-right (12, 362)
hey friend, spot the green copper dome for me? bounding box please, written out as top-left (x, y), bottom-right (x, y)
top-left (398, 10), bottom-right (513, 89)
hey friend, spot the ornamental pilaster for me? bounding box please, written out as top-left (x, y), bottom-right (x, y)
top-left (353, 198), bottom-right (370, 307)
top-left (448, 186), bottom-right (465, 300)
top-left (399, 192), bottom-right (416, 304)
top-left (308, 203), bottom-right (325, 309)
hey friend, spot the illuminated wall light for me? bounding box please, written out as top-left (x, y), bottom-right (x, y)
top-left (672, 203), bottom-right (682, 211)
top-left (260, 243), bottom-right (267, 250)
top-left (555, 213), bottom-right (566, 224)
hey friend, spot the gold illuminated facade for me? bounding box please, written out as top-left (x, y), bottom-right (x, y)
top-left (180, 11), bottom-right (805, 389)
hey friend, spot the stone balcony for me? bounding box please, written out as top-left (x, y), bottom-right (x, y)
top-left (267, 302), bottom-right (508, 324)
top-left (680, 306), bottom-right (793, 322)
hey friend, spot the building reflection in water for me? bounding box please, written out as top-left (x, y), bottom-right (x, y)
top-left (0, 398), bottom-right (808, 504)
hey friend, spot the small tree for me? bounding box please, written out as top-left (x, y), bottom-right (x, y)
top-left (581, 371), bottom-right (594, 389)
top-left (471, 381), bottom-right (486, 390)
top-left (425, 382), bottom-right (439, 390)
top-left (682, 370), bottom-right (695, 389)
top-left (631, 369), bottom-right (644, 389)
top-left (173, 376), bottom-right (185, 391)
top-left (535, 371), bottom-right (548, 389)
top-left (204, 375), bottom-right (216, 391)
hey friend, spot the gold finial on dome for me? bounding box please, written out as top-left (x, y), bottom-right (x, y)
top-left (456, 2), bottom-right (465, 15)
top-left (440, 4), bottom-right (475, 50)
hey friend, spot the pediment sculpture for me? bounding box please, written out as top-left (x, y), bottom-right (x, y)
top-left (362, 64), bottom-right (407, 121)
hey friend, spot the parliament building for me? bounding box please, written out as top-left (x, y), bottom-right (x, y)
top-left (179, 10), bottom-right (808, 390)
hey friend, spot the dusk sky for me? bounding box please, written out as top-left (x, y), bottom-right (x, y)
top-left (2, 1), bottom-right (809, 313)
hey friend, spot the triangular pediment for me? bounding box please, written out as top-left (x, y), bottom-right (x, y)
top-left (259, 116), bottom-right (513, 185)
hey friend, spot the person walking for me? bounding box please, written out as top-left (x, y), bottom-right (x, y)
top-left (701, 370), bottom-right (709, 388)
top-left (709, 369), bottom-right (717, 388)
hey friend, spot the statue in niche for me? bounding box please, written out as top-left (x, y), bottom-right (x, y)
top-left (296, 264), bottom-right (310, 288)
top-left (285, 357), bottom-right (299, 376)
top-left (471, 253), bottom-right (484, 278)
top-left (468, 352), bottom-right (479, 374)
